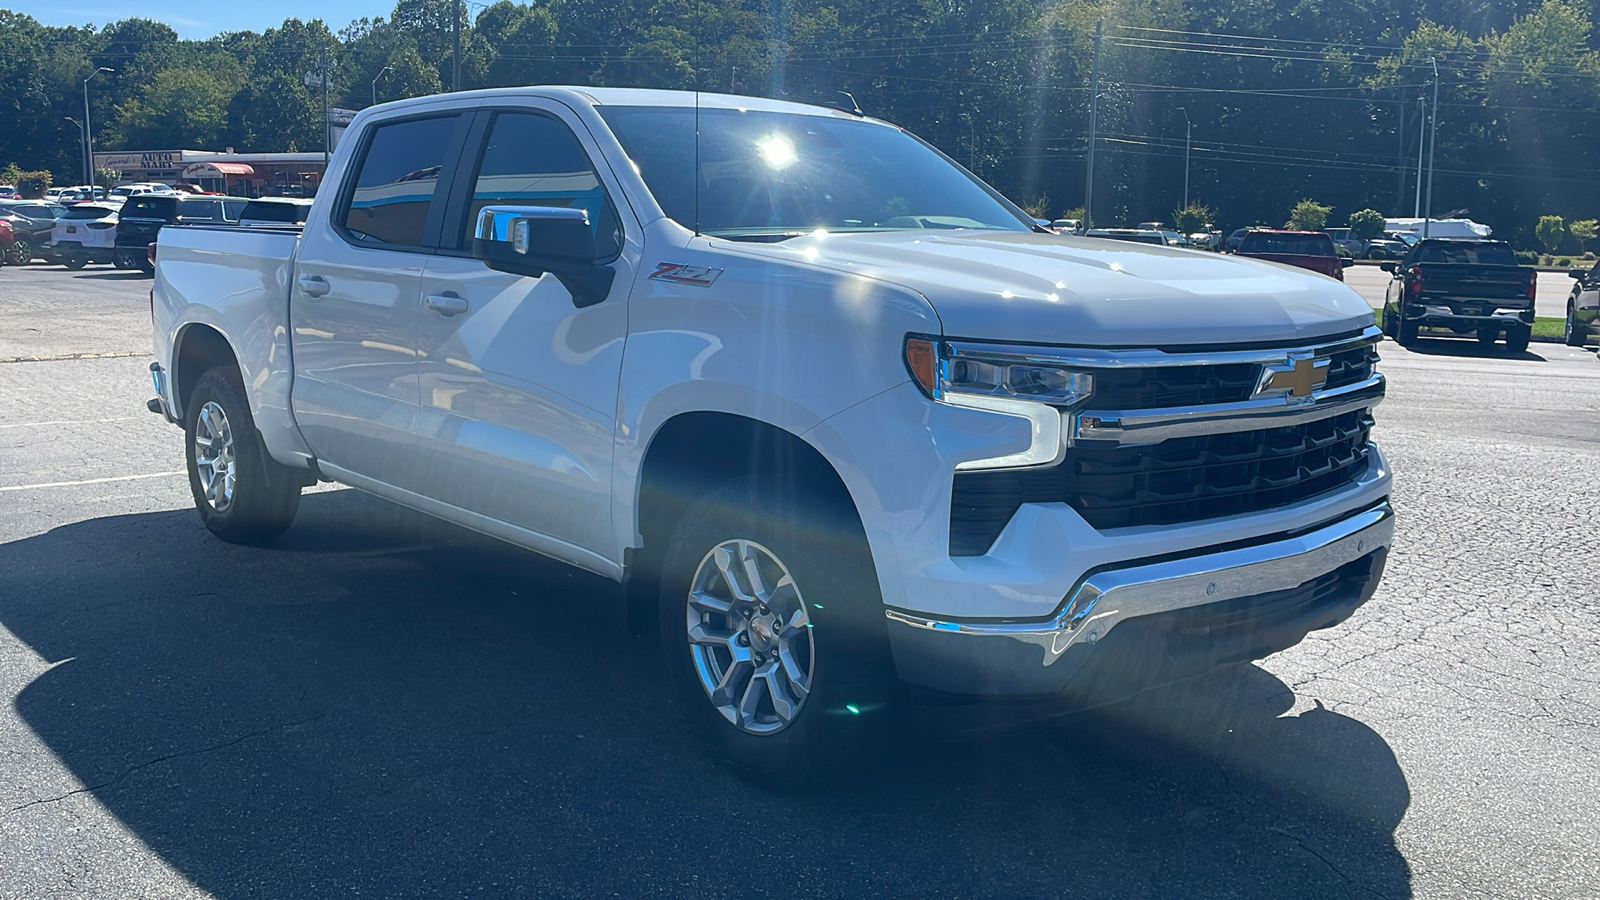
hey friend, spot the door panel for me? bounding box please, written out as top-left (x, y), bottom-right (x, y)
top-left (290, 112), bottom-right (466, 487)
top-left (409, 107), bottom-right (634, 558)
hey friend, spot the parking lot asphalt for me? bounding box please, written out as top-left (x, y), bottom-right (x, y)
top-left (1, 265), bottom-right (1598, 899)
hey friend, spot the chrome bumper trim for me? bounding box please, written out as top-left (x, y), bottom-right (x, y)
top-left (886, 502), bottom-right (1393, 665)
top-left (942, 325), bottom-right (1381, 370)
top-left (1071, 374), bottom-right (1383, 446)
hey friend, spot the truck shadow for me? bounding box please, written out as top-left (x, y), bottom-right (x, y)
top-left (1390, 335), bottom-right (1548, 361)
top-left (0, 490), bottom-right (1412, 898)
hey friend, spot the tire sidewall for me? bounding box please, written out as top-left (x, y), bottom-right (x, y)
top-left (658, 477), bottom-right (897, 783)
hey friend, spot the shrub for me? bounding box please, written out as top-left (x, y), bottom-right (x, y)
top-left (1286, 199), bottom-right (1332, 231)
top-left (1514, 250), bottom-right (1538, 265)
top-left (1536, 215), bottom-right (1567, 254)
top-left (1557, 257), bottom-right (1572, 267)
top-left (1349, 208), bottom-right (1386, 241)
top-left (7, 168), bottom-right (53, 198)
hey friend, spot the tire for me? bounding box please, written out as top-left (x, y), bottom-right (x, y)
top-left (658, 476), bottom-right (898, 786)
top-left (1505, 325), bottom-right (1531, 354)
top-left (6, 237), bottom-right (30, 266)
top-left (1381, 306), bottom-right (1396, 338)
top-left (1397, 317), bottom-right (1418, 346)
top-left (63, 255), bottom-right (86, 270)
top-left (183, 367), bottom-right (303, 544)
top-left (1568, 306), bottom-right (1587, 347)
top-left (1477, 326), bottom-right (1499, 346)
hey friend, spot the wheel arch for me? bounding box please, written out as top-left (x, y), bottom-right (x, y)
top-left (171, 323), bottom-right (241, 422)
top-left (625, 411), bottom-right (869, 633)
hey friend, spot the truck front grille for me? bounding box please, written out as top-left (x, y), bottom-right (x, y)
top-left (950, 411), bottom-right (1374, 556)
top-left (1079, 344), bottom-right (1376, 410)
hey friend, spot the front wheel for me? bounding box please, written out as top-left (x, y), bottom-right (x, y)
top-left (659, 476), bottom-right (898, 785)
top-left (184, 367), bottom-right (303, 543)
top-left (1568, 306), bottom-right (1587, 347)
top-left (6, 237), bottom-right (30, 265)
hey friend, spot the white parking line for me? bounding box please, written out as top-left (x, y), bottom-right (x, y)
top-left (0, 416), bottom-right (148, 429)
top-left (0, 471), bottom-right (186, 492)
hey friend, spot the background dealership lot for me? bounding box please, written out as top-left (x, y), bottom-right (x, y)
top-left (1, 266), bottom-right (1597, 898)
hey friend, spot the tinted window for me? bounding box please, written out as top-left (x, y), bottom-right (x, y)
top-left (61, 206), bottom-right (115, 220)
top-left (123, 196), bottom-right (180, 218)
top-left (1239, 233), bottom-right (1335, 255)
top-left (344, 115), bottom-right (460, 247)
top-left (241, 201), bottom-right (310, 224)
top-left (1412, 242), bottom-right (1517, 266)
top-left (222, 199), bottom-right (246, 220)
top-left (179, 199), bottom-right (220, 220)
top-left (459, 112), bottom-right (621, 256)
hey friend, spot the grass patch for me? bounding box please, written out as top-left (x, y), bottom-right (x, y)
top-left (1533, 317), bottom-right (1565, 339)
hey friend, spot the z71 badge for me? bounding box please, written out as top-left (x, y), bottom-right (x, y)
top-left (649, 262), bottom-right (724, 287)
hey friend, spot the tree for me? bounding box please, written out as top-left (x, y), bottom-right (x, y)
top-left (1287, 199), bottom-right (1333, 231)
top-left (1569, 219), bottom-right (1598, 253)
top-left (94, 167), bottom-right (119, 190)
top-left (1173, 203), bottom-right (1214, 234)
top-left (1349, 209), bottom-right (1387, 241)
top-left (1536, 215), bottom-right (1566, 253)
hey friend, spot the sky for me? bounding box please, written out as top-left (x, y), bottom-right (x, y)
top-left (6, 1), bottom-right (396, 38)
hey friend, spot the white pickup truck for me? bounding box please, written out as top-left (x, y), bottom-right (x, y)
top-left (149, 87), bottom-right (1392, 780)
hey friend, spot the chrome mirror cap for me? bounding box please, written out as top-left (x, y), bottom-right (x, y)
top-left (475, 205), bottom-right (590, 252)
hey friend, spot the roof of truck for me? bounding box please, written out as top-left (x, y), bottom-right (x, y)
top-left (367, 86), bottom-right (868, 121)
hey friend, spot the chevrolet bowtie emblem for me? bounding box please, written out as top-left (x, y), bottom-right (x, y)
top-left (1255, 353), bottom-right (1330, 404)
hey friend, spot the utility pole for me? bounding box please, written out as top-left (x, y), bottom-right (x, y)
top-left (1414, 95), bottom-right (1425, 218)
top-left (82, 67), bottom-right (112, 188)
top-left (1178, 106), bottom-right (1191, 212)
top-left (1424, 57), bottom-right (1439, 239)
top-left (372, 65), bottom-right (392, 107)
top-left (452, 0), bottom-right (462, 91)
top-left (321, 47), bottom-right (331, 169)
top-left (1083, 18), bottom-right (1102, 230)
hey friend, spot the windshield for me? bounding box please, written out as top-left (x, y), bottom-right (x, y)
top-left (597, 106), bottom-right (1031, 239)
top-left (123, 197), bottom-right (179, 218)
top-left (1239, 233), bottom-right (1335, 255)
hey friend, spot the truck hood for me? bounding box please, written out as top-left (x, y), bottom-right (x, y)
top-left (725, 230), bottom-right (1373, 347)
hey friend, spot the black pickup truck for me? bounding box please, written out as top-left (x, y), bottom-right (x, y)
top-left (1380, 239), bottom-right (1536, 352)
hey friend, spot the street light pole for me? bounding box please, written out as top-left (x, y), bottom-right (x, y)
top-left (82, 66), bottom-right (112, 189)
top-left (452, 0), bottom-right (462, 91)
top-left (1414, 95), bottom-right (1425, 218)
top-left (372, 65), bottom-right (393, 107)
top-left (1083, 18), bottom-right (1102, 230)
top-left (64, 118), bottom-right (86, 186)
top-left (1425, 57), bottom-right (1439, 239)
top-left (1178, 106), bottom-right (1191, 212)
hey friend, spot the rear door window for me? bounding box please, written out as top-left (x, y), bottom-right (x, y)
top-left (341, 115), bottom-right (463, 249)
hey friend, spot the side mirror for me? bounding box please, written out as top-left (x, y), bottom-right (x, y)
top-left (1379, 262), bottom-right (1398, 273)
top-left (1340, 258), bottom-right (1354, 268)
top-left (472, 205), bottom-right (613, 307)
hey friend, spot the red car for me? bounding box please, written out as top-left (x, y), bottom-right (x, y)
top-left (1234, 229), bottom-right (1351, 280)
top-left (0, 218), bottom-right (14, 267)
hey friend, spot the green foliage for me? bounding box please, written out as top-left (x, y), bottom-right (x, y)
top-left (1569, 219), bottom-right (1598, 251)
top-left (1018, 193), bottom-right (1050, 218)
top-left (94, 167), bottom-right (119, 190)
top-left (1348, 209), bottom-right (1387, 241)
top-left (8, 168), bottom-right (53, 198)
top-left (1514, 249), bottom-right (1539, 265)
top-left (1173, 203), bottom-right (1212, 234)
top-left (1286, 199), bottom-right (1333, 231)
top-left (1056, 207), bottom-right (1084, 223)
top-left (1536, 215), bottom-right (1567, 253)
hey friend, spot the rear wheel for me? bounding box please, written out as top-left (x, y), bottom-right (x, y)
top-left (1397, 317), bottom-right (1418, 346)
top-left (659, 476), bottom-right (898, 785)
top-left (184, 367), bottom-right (303, 544)
top-left (1505, 325), bottom-right (1531, 354)
top-left (63, 255), bottom-right (86, 270)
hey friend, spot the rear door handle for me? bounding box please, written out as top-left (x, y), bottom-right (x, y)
top-left (297, 273), bottom-right (330, 298)
top-left (424, 293), bottom-right (469, 317)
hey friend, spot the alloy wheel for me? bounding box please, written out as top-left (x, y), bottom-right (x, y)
top-left (685, 539), bottom-right (814, 735)
top-left (193, 401), bottom-right (237, 512)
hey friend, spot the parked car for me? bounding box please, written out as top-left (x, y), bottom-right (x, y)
top-left (1234, 229), bottom-right (1349, 280)
top-left (1049, 217), bottom-right (1082, 234)
top-left (0, 201), bottom-right (66, 264)
top-left (1565, 261), bottom-right (1600, 349)
top-left (115, 194), bottom-right (247, 271)
top-left (1084, 227), bottom-right (1169, 245)
top-left (1362, 236), bottom-right (1409, 260)
top-left (0, 218), bottom-right (14, 265)
top-left (1223, 227), bottom-right (1256, 252)
top-left (1188, 229), bottom-right (1223, 250)
top-left (0, 184), bottom-right (18, 200)
top-left (111, 182), bottom-right (175, 199)
top-left (237, 197), bottom-right (314, 228)
top-left (49, 203), bottom-right (119, 268)
top-left (1323, 227), bottom-right (1365, 257)
top-left (1387, 230), bottom-right (1420, 248)
top-left (1380, 239), bottom-right (1534, 351)
top-left (149, 87), bottom-right (1392, 779)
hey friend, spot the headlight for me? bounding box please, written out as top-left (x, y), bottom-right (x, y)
top-left (904, 337), bottom-right (1095, 470)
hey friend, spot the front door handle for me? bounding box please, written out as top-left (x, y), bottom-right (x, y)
top-left (424, 293), bottom-right (469, 317)
top-left (297, 273), bottom-right (330, 298)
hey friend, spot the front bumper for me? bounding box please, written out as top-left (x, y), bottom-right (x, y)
top-left (885, 501), bottom-right (1392, 706)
